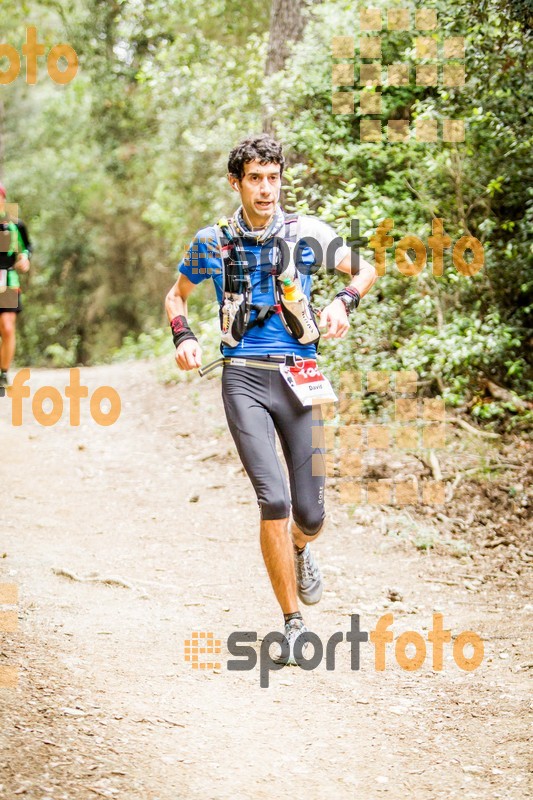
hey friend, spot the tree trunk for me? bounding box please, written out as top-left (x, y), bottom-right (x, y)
top-left (263, 0), bottom-right (316, 133)
top-left (265, 0), bottom-right (309, 76)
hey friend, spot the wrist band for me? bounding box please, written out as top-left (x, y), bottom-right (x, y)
top-left (334, 286), bottom-right (361, 314)
top-left (170, 315), bottom-right (198, 349)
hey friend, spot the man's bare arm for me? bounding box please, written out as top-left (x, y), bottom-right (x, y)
top-left (165, 273), bottom-right (196, 321)
top-left (319, 254), bottom-right (377, 339)
top-left (165, 274), bottom-right (203, 370)
top-left (335, 253), bottom-right (377, 297)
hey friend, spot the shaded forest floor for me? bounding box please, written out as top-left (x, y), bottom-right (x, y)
top-left (0, 360), bottom-right (531, 799)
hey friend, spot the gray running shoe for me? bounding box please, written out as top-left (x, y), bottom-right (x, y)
top-left (295, 544), bottom-right (323, 605)
top-left (274, 618), bottom-right (309, 666)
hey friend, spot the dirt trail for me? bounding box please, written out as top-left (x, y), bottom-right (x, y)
top-left (0, 361), bottom-right (531, 800)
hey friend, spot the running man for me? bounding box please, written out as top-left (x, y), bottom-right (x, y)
top-left (0, 183), bottom-right (31, 388)
top-left (165, 135), bottom-right (376, 662)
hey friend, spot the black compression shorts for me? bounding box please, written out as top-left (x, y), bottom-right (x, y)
top-left (221, 358), bottom-right (326, 534)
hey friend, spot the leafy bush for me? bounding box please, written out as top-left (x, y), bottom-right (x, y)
top-left (275, 0), bottom-right (532, 414)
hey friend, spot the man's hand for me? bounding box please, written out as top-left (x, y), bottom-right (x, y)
top-left (15, 254), bottom-right (30, 273)
top-left (175, 339), bottom-right (202, 370)
top-left (319, 299), bottom-right (350, 339)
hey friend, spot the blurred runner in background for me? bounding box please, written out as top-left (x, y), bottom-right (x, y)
top-left (0, 182), bottom-right (31, 388)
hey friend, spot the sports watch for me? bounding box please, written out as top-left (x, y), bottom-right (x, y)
top-left (334, 287), bottom-right (361, 316)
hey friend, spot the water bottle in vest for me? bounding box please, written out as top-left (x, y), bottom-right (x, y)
top-left (279, 274), bottom-right (320, 345)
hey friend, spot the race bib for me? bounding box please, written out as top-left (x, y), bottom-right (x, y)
top-left (280, 359), bottom-right (338, 406)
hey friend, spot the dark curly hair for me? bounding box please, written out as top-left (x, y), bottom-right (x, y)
top-left (227, 135), bottom-right (285, 181)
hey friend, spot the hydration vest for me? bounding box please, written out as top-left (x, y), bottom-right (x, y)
top-left (216, 213), bottom-right (320, 348)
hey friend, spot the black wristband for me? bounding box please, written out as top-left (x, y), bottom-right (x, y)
top-left (334, 286), bottom-right (361, 315)
top-left (170, 315), bottom-right (198, 349)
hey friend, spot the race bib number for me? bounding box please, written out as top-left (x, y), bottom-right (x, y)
top-left (280, 359), bottom-right (338, 406)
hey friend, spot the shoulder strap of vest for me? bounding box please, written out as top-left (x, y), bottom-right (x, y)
top-left (283, 213), bottom-right (298, 244)
top-left (216, 218), bottom-right (233, 248)
top-left (216, 218), bottom-right (249, 296)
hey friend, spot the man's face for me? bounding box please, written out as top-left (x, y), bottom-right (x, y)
top-left (230, 159), bottom-right (282, 226)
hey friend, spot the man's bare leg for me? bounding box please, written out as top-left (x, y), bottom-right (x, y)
top-left (290, 518), bottom-right (323, 551)
top-left (290, 518), bottom-right (325, 606)
top-left (260, 517), bottom-right (326, 613)
top-left (260, 518), bottom-right (299, 614)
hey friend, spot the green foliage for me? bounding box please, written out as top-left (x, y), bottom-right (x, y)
top-left (1, 0), bottom-right (530, 422)
top-left (112, 300), bottom-right (221, 384)
top-left (277, 0), bottom-right (532, 412)
top-left (2, 0), bottom-right (269, 366)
